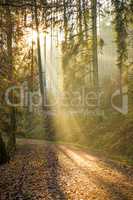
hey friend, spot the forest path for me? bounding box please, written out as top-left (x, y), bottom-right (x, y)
top-left (0, 139), bottom-right (133, 200)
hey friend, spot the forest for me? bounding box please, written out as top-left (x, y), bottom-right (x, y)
top-left (0, 0), bottom-right (133, 199)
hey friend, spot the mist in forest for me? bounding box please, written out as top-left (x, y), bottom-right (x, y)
top-left (0, 1), bottom-right (133, 199)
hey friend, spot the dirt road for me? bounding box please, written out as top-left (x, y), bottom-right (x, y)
top-left (0, 139), bottom-right (133, 200)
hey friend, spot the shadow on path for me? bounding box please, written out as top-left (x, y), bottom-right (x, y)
top-left (44, 144), bottom-right (66, 200)
top-left (42, 111), bottom-right (67, 199)
top-left (58, 145), bottom-right (133, 200)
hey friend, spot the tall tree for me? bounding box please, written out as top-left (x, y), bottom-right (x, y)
top-left (91, 0), bottom-right (99, 92)
top-left (0, 132), bottom-right (8, 164)
top-left (5, 3), bottom-right (16, 154)
top-left (112, 0), bottom-right (128, 106)
top-left (34, 0), bottom-right (47, 107)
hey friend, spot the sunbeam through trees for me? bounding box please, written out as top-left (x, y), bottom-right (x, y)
top-left (0, 0), bottom-right (133, 199)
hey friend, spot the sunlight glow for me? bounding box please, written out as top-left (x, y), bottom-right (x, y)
top-left (26, 30), bottom-right (44, 46)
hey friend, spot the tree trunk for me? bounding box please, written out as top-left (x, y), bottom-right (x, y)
top-left (63, 0), bottom-right (68, 44)
top-left (34, 0), bottom-right (47, 107)
top-left (0, 133), bottom-right (8, 165)
top-left (77, 0), bottom-right (83, 40)
top-left (91, 0), bottom-right (99, 90)
top-left (34, 0), bottom-right (55, 139)
top-left (113, 0), bottom-right (127, 107)
top-left (6, 4), bottom-right (16, 154)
